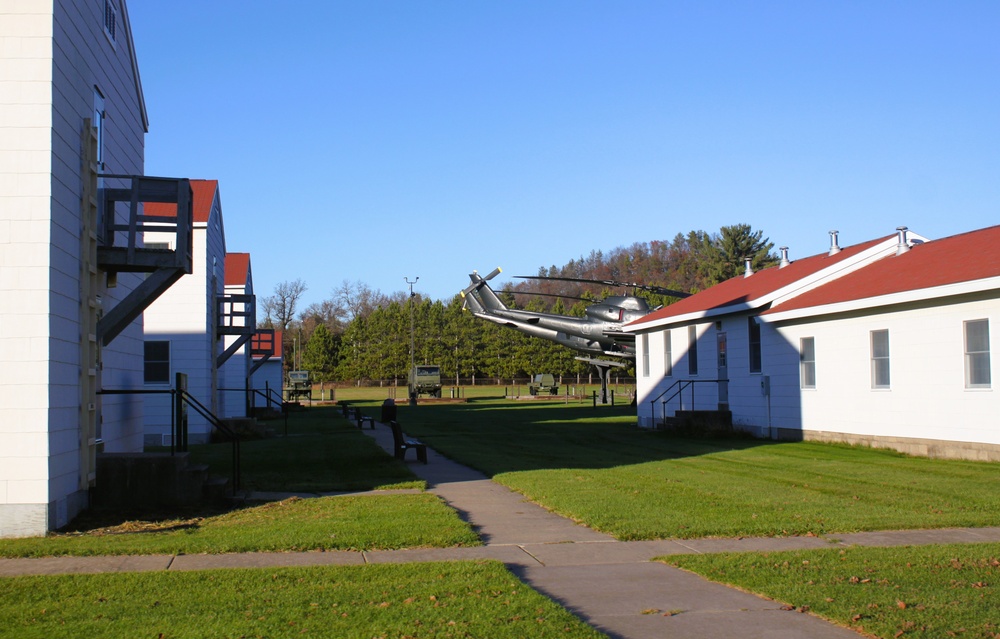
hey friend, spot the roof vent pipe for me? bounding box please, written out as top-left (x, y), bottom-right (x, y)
top-left (744, 258), bottom-right (754, 278)
top-left (828, 230), bottom-right (841, 255)
top-left (896, 226), bottom-right (910, 255)
top-left (779, 246), bottom-right (790, 268)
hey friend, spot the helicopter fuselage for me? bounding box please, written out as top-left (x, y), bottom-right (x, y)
top-left (462, 272), bottom-right (653, 359)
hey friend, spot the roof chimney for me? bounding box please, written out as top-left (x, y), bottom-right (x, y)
top-left (779, 246), bottom-right (790, 268)
top-left (828, 230), bottom-right (841, 255)
top-left (744, 258), bottom-right (754, 278)
top-left (896, 226), bottom-right (910, 255)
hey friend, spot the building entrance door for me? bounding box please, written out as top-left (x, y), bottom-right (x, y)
top-left (717, 332), bottom-right (729, 409)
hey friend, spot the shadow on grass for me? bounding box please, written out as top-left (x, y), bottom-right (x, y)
top-left (354, 399), bottom-right (776, 477)
top-left (68, 407), bottom-right (424, 534)
top-left (187, 407), bottom-right (424, 493)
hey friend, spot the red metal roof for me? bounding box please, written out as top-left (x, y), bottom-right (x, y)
top-left (252, 330), bottom-right (283, 359)
top-left (224, 252), bottom-right (251, 287)
top-left (764, 225), bottom-right (1000, 315)
top-left (144, 179), bottom-right (218, 223)
top-left (627, 236), bottom-right (888, 328)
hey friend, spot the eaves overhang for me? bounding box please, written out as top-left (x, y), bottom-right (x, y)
top-left (761, 275), bottom-right (1000, 324)
top-left (623, 234), bottom-right (911, 334)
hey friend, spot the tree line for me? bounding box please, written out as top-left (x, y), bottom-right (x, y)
top-left (258, 224), bottom-right (775, 383)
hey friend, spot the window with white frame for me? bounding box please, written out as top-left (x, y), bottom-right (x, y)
top-left (687, 325), bottom-right (699, 375)
top-left (964, 319), bottom-right (991, 388)
top-left (748, 316), bottom-right (762, 373)
top-left (640, 333), bottom-right (650, 377)
top-left (663, 329), bottom-right (672, 376)
top-left (871, 329), bottom-right (890, 389)
top-left (144, 340), bottom-right (170, 384)
top-left (93, 90), bottom-right (105, 170)
top-left (800, 337), bottom-right (815, 389)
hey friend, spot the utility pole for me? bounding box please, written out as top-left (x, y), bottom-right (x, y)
top-left (405, 276), bottom-right (419, 406)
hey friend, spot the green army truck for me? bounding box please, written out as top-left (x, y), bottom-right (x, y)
top-left (528, 373), bottom-right (559, 395)
top-left (286, 370), bottom-right (312, 401)
top-left (408, 365), bottom-right (442, 398)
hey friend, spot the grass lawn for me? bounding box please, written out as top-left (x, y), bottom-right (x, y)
top-left (0, 406), bottom-right (478, 558)
top-left (192, 406), bottom-right (422, 492)
top-left (0, 494), bottom-right (479, 558)
top-left (0, 560), bottom-right (607, 639)
top-left (662, 542), bottom-right (1000, 639)
top-left (384, 400), bottom-right (1000, 539)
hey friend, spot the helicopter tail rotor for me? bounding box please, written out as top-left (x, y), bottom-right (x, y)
top-left (460, 266), bottom-right (502, 298)
top-left (461, 267), bottom-right (510, 313)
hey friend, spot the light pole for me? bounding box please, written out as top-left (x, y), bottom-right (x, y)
top-left (405, 276), bottom-right (419, 405)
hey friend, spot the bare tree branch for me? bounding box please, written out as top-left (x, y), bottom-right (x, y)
top-left (261, 279), bottom-right (308, 332)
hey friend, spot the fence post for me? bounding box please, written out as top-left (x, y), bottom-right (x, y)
top-left (174, 372), bottom-right (188, 452)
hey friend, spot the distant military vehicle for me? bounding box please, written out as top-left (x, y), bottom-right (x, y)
top-left (286, 370), bottom-right (312, 401)
top-left (408, 365), bottom-right (442, 399)
top-left (528, 374), bottom-right (559, 395)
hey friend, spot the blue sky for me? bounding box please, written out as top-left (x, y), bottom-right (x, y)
top-left (128, 1), bottom-right (999, 310)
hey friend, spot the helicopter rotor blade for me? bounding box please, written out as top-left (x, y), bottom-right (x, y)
top-left (461, 266), bottom-right (503, 297)
top-left (515, 275), bottom-right (690, 298)
top-left (511, 291), bottom-right (590, 302)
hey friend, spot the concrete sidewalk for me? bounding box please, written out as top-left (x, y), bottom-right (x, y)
top-left (4, 421), bottom-right (1000, 639)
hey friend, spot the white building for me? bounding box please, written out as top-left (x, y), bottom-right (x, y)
top-left (250, 329), bottom-right (283, 413)
top-left (142, 180), bottom-right (227, 445)
top-left (218, 252), bottom-right (254, 419)
top-left (0, 0), bottom-right (194, 537)
top-left (627, 226), bottom-right (999, 461)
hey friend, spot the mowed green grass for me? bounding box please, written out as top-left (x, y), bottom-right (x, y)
top-left (0, 494), bottom-right (479, 558)
top-left (190, 406), bottom-right (422, 492)
top-left (0, 561), bottom-right (607, 639)
top-left (388, 400), bottom-right (1000, 539)
top-left (663, 543), bottom-right (1000, 639)
top-left (0, 406), bottom-right (476, 558)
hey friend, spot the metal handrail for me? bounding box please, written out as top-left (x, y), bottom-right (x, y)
top-left (218, 385), bottom-right (290, 436)
top-left (178, 390), bottom-right (240, 491)
top-left (98, 387), bottom-right (241, 493)
top-left (648, 378), bottom-right (726, 426)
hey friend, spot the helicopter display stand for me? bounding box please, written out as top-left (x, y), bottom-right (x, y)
top-left (577, 357), bottom-right (628, 405)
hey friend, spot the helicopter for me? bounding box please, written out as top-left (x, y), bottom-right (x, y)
top-left (461, 267), bottom-right (690, 402)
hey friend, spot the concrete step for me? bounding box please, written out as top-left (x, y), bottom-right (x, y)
top-left (202, 475), bottom-right (231, 505)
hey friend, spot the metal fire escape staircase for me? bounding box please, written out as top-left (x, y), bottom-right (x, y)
top-left (80, 127), bottom-right (195, 495)
top-left (96, 175), bottom-right (194, 346)
top-left (217, 293), bottom-right (257, 367)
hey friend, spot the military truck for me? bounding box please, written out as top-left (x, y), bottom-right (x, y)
top-left (528, 373), bottom-right (558, 395)
top-left (408, 365), bottom-right (442, 398)
top-left (286, 370), bottom-right (312, 401)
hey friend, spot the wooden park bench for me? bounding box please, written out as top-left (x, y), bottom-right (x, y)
top-left (388, 420), bottom-right (427, 463)
top-left (355, 411), bottom-right (375, 430)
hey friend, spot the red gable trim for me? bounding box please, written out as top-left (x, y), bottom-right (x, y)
top-left (144, 179), bottom-right (218, 224)
top-left (252, 330), bottom-right (283, 359)
top-left (627, 236), bottom-right (888, 329)
top-left (225, 252), bottom-right (251, 287)
top-left (765, 224), bottom-right (1000, 316)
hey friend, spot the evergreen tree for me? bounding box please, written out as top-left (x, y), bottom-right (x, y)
top-left (322, 223), bottom-right (779, 381)
top-left (300, 324), bottom-right (339, 381)
top-left (701, 224), bottom-right (778, 284)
